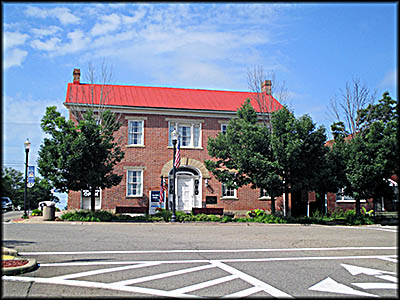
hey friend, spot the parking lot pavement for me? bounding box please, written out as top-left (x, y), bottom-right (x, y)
top-left (2, 246), bottom-right (397, 298)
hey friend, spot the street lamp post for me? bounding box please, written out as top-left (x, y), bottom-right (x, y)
top-left (23, 138), bottom-right (31, 217)
top-left (171, 130), bottom-right (178, 222)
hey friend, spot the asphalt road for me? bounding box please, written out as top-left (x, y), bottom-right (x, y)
top-left (2, 216), bottom-right (398, 298)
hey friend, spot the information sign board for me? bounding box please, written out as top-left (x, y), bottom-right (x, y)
top-left (149, 190), bottom-right (165, 215)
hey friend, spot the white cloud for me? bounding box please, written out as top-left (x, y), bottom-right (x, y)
top-left (4, 48), bottom-right (28, 69)
top-left (24, 6), bottom-right (80, 25)
top-left (3, 31), bottom-right (29, 50)
top-left (122, 9), bottom-right (146, 24)
top-left (31, 26), bottom-right (62, 38)
top-left (52, 7), bottom-right (81, 25)
top-left (30, 37), bottom-right (61, 51)
top-left (379, 69), bottom-right (397, 89)
top-left (65, 30), bottom-right (91, 52)
top-left (90, 13), bottom-right (121, 36)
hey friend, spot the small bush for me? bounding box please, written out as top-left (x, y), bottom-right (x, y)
top-left (155, 209), bottom-right (172, 222)
top-left (31, 209), bottom-right (43, 216)
top-left (60, 210), bottom-right (114, 222)
top-left (247, 208), bottom-right (266, 218)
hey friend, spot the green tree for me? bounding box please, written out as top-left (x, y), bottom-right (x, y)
top-left (1, 167), bottom-right (58, 209)
top-left (38, 107), bottom-right (124, 212)
top-left (336, 92), bottom-right (398, 216)
top-left (205, 100), bottom-right (283, 214)
top-left (1, 167), bottom-right (24, 207)
top-left (270, 107), bottom-right (333, 216)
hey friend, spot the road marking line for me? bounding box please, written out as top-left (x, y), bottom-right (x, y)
top-left (309, 277), bottom-right (378, 297)
top-left (52, 262), bottom-right (160, 280)
top-left (39, 255), bottom-right (398, 267)
top-left (113, 264), bottom-right (214, 286)
top-left (363, 227), bottom-right (398, 233)
top-left (378, 256), bottom-right (398, 263)
top-left (341, 263), bottom-right (396, 276)
top-left (212, 260), bottom-right (293, 298)
top-left (171, 274), bottom-right (237, 295)
top-left (221, 286), bottom-right (263, 298)
top-left (352, 282), bottom-right (397, 290)
top-left (375, 275), bottom-right (398, 283)
top-left (2, 275), bottom-right (200, 298)
top-left (20, 246), bottom-right (396, 256)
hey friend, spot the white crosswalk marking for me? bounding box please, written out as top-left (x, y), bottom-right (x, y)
top-left (3, 248), bottom-right (397, 298)
top-left (172, 275), bottom-right (238, 294)
top-left (53, 262), bottom-right (160, 280)
top-left (221, 286), bottom-right (263, 298)
top-left (113, 264), bottom-right (214, 286)
top-left (211, 260), bottom-right (293, 298)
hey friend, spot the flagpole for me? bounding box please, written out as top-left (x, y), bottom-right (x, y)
top-left (171, 130), bottom-right (178, 222)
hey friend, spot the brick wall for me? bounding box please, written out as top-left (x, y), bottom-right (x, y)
top-left (67, 111), bottom-right (283, 214)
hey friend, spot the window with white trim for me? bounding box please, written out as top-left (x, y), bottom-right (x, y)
top-left (168, 121), bottom-right (201, 148)
top-left (127, 169), bottom-right (143, 197)
top-left (260, 189), bottom-right (271, 199)
top-left (336, 188), bottom-right (365, 202)
top-left (222, 183), bottom-right (237, 198)
top-left (128, 120), bottom-right (144, 146)
top-left (221, 124), bottom-right (228, 134)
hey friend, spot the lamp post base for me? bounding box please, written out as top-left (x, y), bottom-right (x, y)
top-left (171, 214), bottom-right (176, 222)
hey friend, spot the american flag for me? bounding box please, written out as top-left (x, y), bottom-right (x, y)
top-left (174, 138), bottom-right (181, 168)
top-left (160, 176), bottom-right (165, 205)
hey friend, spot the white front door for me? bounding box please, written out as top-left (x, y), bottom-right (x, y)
top-left (177, 176), bottom-right (194, 211)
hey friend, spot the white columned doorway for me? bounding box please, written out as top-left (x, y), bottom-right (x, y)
top-left (169, 166), bottom-right (202, 212)
top-left (177, 175), bottom-right (194, 211)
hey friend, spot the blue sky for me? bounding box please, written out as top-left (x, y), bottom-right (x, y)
top-left (2, 3), bottom-right (397, 209)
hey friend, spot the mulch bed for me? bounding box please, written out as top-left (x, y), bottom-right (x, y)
top-left (2, 259), bottom-right (29, 268)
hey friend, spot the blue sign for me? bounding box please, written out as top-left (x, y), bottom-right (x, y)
top-left (149, 191), bottom-right (165, 214)
top-left (27, 166), bottom-right (35, 188)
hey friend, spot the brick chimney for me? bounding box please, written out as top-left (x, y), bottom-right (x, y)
top-left (73, 68), bottom-right (80, 84)
top-left (261, 80), bottom-right (272, 95)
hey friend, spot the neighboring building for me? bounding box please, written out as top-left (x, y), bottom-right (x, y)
top-left (64, 69), bottom-right (285, 216)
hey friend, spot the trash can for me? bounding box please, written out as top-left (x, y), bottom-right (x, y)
top-left (43, 203), bottom-right (55, 221)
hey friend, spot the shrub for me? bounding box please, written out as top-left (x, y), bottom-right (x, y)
top-left (31, 209), bottom-right (43, 216)
top-left (247, 208), bottom-right (266, 218)
top-left (155, 209), bottom-right (172, 222)
top-left (60, 210), bottom-right (113, 222)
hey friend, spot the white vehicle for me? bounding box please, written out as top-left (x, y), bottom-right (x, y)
top-left (38, 201), bottom-right (56, 211)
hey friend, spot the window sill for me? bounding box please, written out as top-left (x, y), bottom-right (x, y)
top-left (258, 197), bottom-right (272, 201)
top-left (167, 146), bottom-right (203, 150)
top-left (336, 200), bottom-right (366, 203)
top-left (221, 197), bottom-right (238, 200)
top-left (126, 195), bottom-right (143, 198)
top-left (126, 144), bottom-right (145, 148)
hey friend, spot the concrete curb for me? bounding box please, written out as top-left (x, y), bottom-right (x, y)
top-left (2, 247), bottom-right (39, 276)
top-left (2, 258), bottom-right (38, 276)
top-left (2, 247), bottom-right (18, 256)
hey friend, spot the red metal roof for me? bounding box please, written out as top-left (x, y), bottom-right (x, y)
top-left (65, 83), bottom-right (282, 113)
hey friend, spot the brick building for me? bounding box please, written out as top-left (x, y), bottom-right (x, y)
top-left (64, 69), bottom-right (286, 216)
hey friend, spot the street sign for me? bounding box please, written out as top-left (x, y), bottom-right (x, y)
top-left (81, 189), bottom-right (100, 197)
top-left (27, 166), bottom-right (35, 188)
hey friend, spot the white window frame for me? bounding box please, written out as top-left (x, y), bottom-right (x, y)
top-left (127, 120), bottom-right (144, 147)
top-left (336, 188), bottom-right (366, 203)
top-left (222, 183), bottom-right (237, 199)
top-left (221, 124), bottom-right (228, 134)
top-left (168, 121), bottom-right (202, 149)
top-left (126, 168), bottom-right (143, 197)
top-left (259, 189), bottom-right (271, 200)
